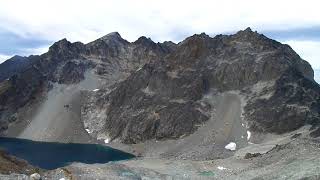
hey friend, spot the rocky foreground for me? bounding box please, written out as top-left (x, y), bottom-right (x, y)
top-left (2, 130), bottom-right (320, 179)
top-left (0, 28), bottom-right (320, 179)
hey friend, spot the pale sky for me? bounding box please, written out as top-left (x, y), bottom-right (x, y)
top-left (0, 0), bottom-right (319, 73)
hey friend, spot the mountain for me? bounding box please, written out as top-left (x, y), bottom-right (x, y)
top-left (0, 55), bottom-right (36, 82)
top-left (0, 28), bottom-right (319, 141)
top-left (1, 28), bottom-right (320, 179)
top-left (83, 28), bottom-right (320, 145)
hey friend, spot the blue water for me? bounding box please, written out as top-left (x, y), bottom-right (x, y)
top-left (0, 137), bottom-right (135, 170)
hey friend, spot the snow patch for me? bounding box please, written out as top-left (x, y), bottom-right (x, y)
top-left (142, 86), bottom-right (155, 96)
top-left (85, 128), bottom-right (91, 133)
top-left (59, 178), bottom-right (65, 180)
top-left (247, 131), bottom-right (251, 140)
top-left (93, 89), bottom-right (99, 92)
top-left (217, 166), bottom-right (227, 170)
top-left (225, 142), bottom-right (237, 151)
top-left (104, 138), bottom-right (110, 144)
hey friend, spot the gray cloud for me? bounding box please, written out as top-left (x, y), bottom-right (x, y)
top-left (0, 28), bottom-right (51, 55)
top-left (263, 26), bottom-right (320, 41)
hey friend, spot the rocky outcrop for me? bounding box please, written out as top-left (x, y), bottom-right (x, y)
top-left (244, 68), bottom-right (320, 134)
top-left (0, 149), bottom-right (41, 175)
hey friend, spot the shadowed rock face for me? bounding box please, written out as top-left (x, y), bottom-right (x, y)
top-left (0, 55), bottom-right (36, 82)
top-left (81, 28), bottom-right (320, 143)
top-left (244, 68), bottom-right (320, 134)
top-left (0, 28), bottom-right (320, 144)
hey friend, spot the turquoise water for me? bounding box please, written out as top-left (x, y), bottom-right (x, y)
top-left (0, 137), bottom-right (135, 170)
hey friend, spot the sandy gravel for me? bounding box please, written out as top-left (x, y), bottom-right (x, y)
top-left (18, 70), bottom-right (101, 143)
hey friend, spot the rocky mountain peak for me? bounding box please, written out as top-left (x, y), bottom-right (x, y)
top-left (84, 32), bottom-right (129, 58)
top-left (46, 38), bottom-right (85, 62)
top-left (231, 27), bottom-right (281, 50)
top-left (99, 32), bottom-right (128, 45)
top-left (48, 38), bottom-right (71, 51)
top-left (243, 27), bottom-right (254, 32)
top-left (198, 32), bottom-right (210, 38)
top-left (160, 41), bottom-right (177, 52)
top-left (178, 32), bottom-right (212, 49)
top-left (134, 36), bottom-right (155, 46)
top-left (101, 31), bottom-right (120, 39)
top-left (235, 27), bottom-right (256, 36)
top-left (183, 32), bottom-right (211, 42)
top-left (48, 38), bottom-right (83, 54)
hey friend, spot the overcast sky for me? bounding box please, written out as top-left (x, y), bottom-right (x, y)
top-left (0, 0), bottom-right (319, 73)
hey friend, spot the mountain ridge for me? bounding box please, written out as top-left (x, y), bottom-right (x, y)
top-left (0, 28), bottom-right (319, 148)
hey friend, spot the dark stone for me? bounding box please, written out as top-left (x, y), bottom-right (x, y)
top-left (244, 153), bottom-right (262, 159)
top-left (310, 127), bottom-right (320, 138)
top-left (291, 133), bottom-right (302, 139)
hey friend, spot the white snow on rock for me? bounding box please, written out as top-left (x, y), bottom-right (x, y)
top-left (97, 133), bottom-right (111, 144)
top-left (30, 173), bottom-right (41, 180)
top-left (225, 142), bottom-right (237, 151)
top-left (217, 166), bottom-right (227, 170)
top-left (247, 131), bottom-right (251, 140)
top-left (59, 178), bottom-right (66, 180)
top-left (93, 89), bottom-right (99, 92)
top-left (85, 128), bottom-right (91, 133)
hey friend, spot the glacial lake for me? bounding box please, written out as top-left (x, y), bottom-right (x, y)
top-left (0, 137), bottom-right (135, 170)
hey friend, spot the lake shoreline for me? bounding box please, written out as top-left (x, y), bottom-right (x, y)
top-left (0, 137), bottom-right (135, 170)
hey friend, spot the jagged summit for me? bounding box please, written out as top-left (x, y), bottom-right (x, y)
top-left (100, 32), bottom-right (122, 41)
top-left (134, 36), bottom-right (155, 45)
top-left (84, 32), bottom-right (130, 53)
top-left (243, 27), bottom-right (254, 32)
top-left (97, 31), bottom-right (129, 45)
top-left (49, 38), bottom-right (70, 50)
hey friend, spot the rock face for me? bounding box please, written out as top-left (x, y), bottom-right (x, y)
top-left (1, 28), bottom-right (320, 145)
top-left (81, 28), bottom-right (320, 143)
top-left (0, 55), bottom-right (35, 82)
